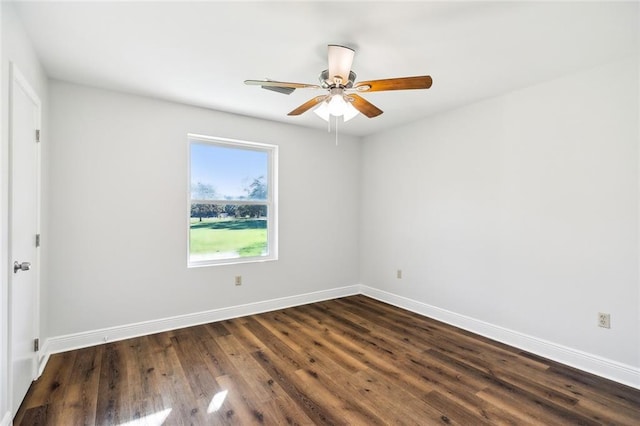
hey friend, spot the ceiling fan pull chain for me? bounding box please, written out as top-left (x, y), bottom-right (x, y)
top-left (335, 116), bottom-right (339, 146)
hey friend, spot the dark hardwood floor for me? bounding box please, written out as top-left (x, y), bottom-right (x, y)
top-left (14, 295), bottom-right (640, 425)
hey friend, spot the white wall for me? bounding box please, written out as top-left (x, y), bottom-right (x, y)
top-left (0, 2), bottom-right (49, 423)
top-left (360, 57), bottom-right (639, 378)
top-left (46, 81), bottom-right (360, 337)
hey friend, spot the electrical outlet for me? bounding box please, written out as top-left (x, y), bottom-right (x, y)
top-left (235, 276), bottom-right (242, 286)
top-left (397, 269), bottom-right (402, 279)
top-left (598, 312), bottom-right (610, 329)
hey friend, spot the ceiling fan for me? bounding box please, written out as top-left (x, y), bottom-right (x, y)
top-left (244, 45), bottom-right (433, 122)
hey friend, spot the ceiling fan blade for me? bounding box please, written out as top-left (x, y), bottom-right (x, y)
top-left (244, 79), bottom-right (321, 89)
top-left (262, 86), bottom-right (296, 95)
top-left (327, 45), bottom-right (355, 84)
top-left (349, 94), bottom-right (383, 118)
top-left (354, 75), bottom-right (433, 92)
top-left (288, 95), bottom-right (329, 116)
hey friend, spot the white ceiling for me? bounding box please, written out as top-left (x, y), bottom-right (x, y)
top-left (11, 1), bottom-right (639, 137)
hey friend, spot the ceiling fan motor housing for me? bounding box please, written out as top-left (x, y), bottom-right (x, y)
top-left (320, 70), bottom-right (357, 89)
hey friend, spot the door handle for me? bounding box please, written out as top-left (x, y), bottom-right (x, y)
top-left (13, 261), bottom-right (31, 274)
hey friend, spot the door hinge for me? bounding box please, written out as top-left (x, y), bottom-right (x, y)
top-left (34, 338), bottom-right (39, 352)
top-left (35, 129), bottom-right (40, 143)
top-left (36, 233), bottom-right (41, 247)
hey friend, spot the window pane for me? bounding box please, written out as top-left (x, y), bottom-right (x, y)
top-left (190, 204), bottom-right (268, 261)
top-left (190, 143), bottom-right (268, 201)
top-left (188, 135), bottom-right (277, 267)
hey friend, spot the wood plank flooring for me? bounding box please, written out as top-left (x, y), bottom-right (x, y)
top-left (14, 295), bottom-right (640, 425)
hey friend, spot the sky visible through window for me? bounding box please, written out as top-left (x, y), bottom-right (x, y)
top-left (191, 143), bottom-right (268, 199)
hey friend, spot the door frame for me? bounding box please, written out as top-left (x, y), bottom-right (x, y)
top-left (7, 62), bottom-right (41, 414)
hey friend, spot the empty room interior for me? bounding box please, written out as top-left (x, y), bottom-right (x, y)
top-left (1, 1), bottom-right (640, 424)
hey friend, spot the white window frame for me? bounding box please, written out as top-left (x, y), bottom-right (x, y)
top-left (187, 133), bottom-right (278, 267)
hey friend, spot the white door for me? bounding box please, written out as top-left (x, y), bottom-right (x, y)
top-left (9, 63), bottom-right (41, 416)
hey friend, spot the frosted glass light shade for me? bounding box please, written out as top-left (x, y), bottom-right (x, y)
top-left (328, 94), bottom-right (347, 116)
top-left (328, 45), bottom-right (355, 84)
top-left (343, 102), bottom-right (359, 122)
top-left (314, 102), bottom-right (330, 121)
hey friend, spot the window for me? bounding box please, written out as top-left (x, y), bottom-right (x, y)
top-left (188, 134), bottom-right (277, 266)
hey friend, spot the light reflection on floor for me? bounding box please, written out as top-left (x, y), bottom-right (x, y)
top-left (207, 389), bottom-right (229, 413)
top-left (117, 408), bottom-right (172, 426)
top-left (113, 389), bottom-right (228, 424)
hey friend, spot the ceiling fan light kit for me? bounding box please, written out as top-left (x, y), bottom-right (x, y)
top-left (314, 97), bottom-right (359, 122)
top-left (245, 44), bottom-right (433, 126)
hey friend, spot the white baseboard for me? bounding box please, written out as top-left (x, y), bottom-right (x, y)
top-left (361, 285), bottom-right (640, 390)
top-left (37, 349), bottom-right (51, 377)
top-left (39, 283), bottom-right (639, 391)
top-left (0, 411), bottom-right (11, 426)
top-left (43, 284), bottom-right (361, 360)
